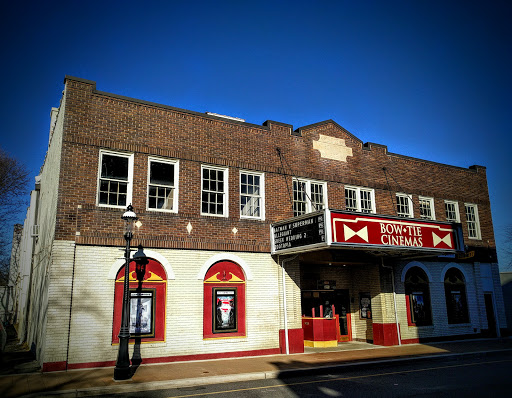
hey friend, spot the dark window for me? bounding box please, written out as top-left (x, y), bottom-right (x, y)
top-left (444, 268), bottom-right (469, 324)
top-left (99, 153), bottom-right (130, 206)
top-left (404, 267), bottom-right (432, 326)
top-left (148, 160), bottom-right (176, 211)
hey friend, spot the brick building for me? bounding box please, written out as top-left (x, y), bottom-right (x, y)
top-left (10, 76), bottom-right (506, 372)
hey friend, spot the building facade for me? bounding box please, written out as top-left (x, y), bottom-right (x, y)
top-left (10, 76), bottom-right (506, 372)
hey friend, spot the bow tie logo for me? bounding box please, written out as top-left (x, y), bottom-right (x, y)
top-left (343, 224), bottom-right (369, 242)
top-left (432, 232), bottom-right (452, 248)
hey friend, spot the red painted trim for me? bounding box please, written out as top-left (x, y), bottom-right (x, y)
top-left (68, 360), bottom-right (116, 369)
top-left (203, 261), bottom-right (246, 339)
top-left (42, 361), bottom-right (67, 372)
top-left (112, 259), bottom-right (167, 344)
top-left (346, 313), bottom-right (352, 342)
top-left (279, 328), bottom-right (304, 353)
top-left (405, 294), bottom-right (416, 327)
top-left (59, 348), bottom-right (281, 371)
top-left (373, 322), bottom-right (399, 346)
top-left (401, 338), bottom-right (420, 344)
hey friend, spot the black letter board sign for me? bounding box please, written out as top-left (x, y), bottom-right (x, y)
top-left (271, 211), bottom-right (327, 254)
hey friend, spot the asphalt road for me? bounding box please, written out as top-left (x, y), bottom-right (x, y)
top-left (99, 351), bottom-right (512, 398)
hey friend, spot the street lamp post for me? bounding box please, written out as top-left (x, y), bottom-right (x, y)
top-left (114, 204), bottom-right (147, 380)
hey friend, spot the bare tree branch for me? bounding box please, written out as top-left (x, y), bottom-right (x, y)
top-left (0, 148), bottom-right (30, 281)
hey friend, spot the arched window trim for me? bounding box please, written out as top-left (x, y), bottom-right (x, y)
top-left (108, 249), bottom-right (175, 280)
top-left (440, 263), bottom-right (468, 283)
top-left (401, 261), bottom-right (432, 283)
top-left (197, 253), bottom-right (253, 280)
top-left (112, 258), bottom-right (167, 343)
top-left (203, 260), bottom-right (247, 339)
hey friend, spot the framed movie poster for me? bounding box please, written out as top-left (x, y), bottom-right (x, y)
top-left (359, 293), bottom-right (372, 319)
top-left (129, 290), bottom-right (155, 337)
top-left (213, 288), bottom-right (237, 333)
top-left (410, 291), bottom-right (427, 324)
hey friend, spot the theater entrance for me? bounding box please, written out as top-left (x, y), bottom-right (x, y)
top-left (301, 288), bottom-right (351, 342)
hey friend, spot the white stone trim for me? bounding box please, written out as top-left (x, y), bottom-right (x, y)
top-left (400, 261), bottom-right (433, 282)
top-left (197, 253), bottom-right (253, 280)
top-left (107, 249), bottom-right (175, 280)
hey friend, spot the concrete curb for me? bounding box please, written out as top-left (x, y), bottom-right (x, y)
top-left (24, 348), bottom-right (512, 397)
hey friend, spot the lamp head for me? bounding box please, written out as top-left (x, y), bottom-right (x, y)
top-left (122, 204), bottom-right (138, 235)
top-left (133, 245), bottom-right (149, 281)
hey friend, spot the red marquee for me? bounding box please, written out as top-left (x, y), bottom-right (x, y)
top-left (330, 211), bottom-right (463, 253)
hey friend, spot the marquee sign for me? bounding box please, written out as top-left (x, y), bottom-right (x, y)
top-left (271, 209), bottom-right (464, 255)
top-left (271, 211), bottom-right (326, 254)
top-left (330, 211), bottom-right (464, 253)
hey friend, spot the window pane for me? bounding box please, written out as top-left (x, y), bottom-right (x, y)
top-left (120, 193), bottom-right (127, 206)
top-left (419, 198), bottom-right (432, 220)
top-left (445, 202), bottom-right (458, 222)
top-left (150, 162), bottom-right (174, 186)
top-left (293, 180), bottom-right (307, 216)
top-left (311, 183), bottom-right (324, 210)
top-left (101, 154), bottom-right (128, 180)
top-left (240, 173), bottom-right (262, 218)
top-left (99, 191), bottom-right (108, 204)
top-left (397, 195), bottom-right (410, 217)
top-left (345, 188), bottom-right (357, 211)
top-left (109, 193), bottom-right (118, 206)
top-left (360, 190), bottom-right (372, 213)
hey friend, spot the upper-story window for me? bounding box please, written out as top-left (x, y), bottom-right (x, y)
top-left (201, 165), bottom-right (228, 217)
top-left (97, 150), bottom-right (133, 208)
top-left (419, 196), bottom-right (435, 220)
top-left (147, 158), bottom-right (179, 212)
top-left (292, 178), bottom-right (327, 217)
top-left (344, 186), bottom-right (375, 213)
top-left (444, 200), bottom-right (460, 223)
top-left (465, 203), bottom-right (481, 239)
top-left (396, 193), bottom-right (413, 218)
top-left (240, 171), bottom-right (265, 220)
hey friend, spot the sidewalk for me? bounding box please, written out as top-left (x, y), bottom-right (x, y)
top-left (1, 336), bottom-right (512, 398)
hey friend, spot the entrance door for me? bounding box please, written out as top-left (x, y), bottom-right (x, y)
top-left (484, 293), bottom-right (497, 337)
top-left (334, 289), bottom-right (351, 341)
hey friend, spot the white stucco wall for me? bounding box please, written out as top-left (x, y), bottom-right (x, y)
top-left (61, 245), bottom-right (284, 366)
top-left (395, 260), bottom-right (494, 342)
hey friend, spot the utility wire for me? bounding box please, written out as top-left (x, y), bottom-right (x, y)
top-left (382, 167), bottom-right (398, 216)
top-left (276, 147), bottom-right (320, 213)
top-left (276, 148), bottom-right (294, 213)
top-left (383, 166), bottom-right (419, 216)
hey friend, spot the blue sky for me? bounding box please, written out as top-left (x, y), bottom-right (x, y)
top-left (1, 1), bottom-right (511, 269)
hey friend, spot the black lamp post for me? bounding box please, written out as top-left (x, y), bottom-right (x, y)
top-left (114, 205), bottom-right (148, 381)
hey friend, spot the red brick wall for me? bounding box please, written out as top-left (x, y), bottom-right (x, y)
top-left (55, 77), bottom-right (495, 254)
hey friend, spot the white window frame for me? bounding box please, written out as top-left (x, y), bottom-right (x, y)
top-left (97, 150), bottom-right (134, 209)
top-left (240, 170), bottom-right (265, 220)
top-left (444, 200), bottom-right (460, 223)
top-left (396, 193), bottom-right (414, 218)
top-left (201, 165), bottom-right (229, 217)
top-left (419, 196), bottom-right (435, 220)
top-left (465, 203), bottom-right (481, 240)
top-left (292, 178), bottom-right (327, 216)
top-left (146, 157), bottom-right (179, 213)
top-left (344, 185), bottom-right (376, 214)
